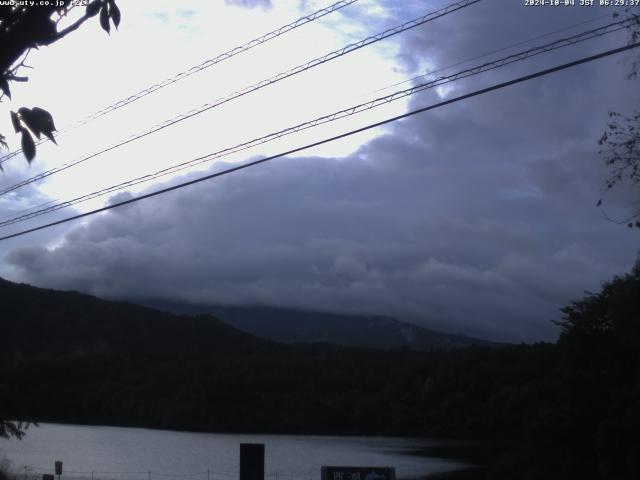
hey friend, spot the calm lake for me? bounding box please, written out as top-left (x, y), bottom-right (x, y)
top-left (0, 424), bottom-right (471, 480)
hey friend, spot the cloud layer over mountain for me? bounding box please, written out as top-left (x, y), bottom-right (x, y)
top-left (3, 0), bottom-right (639, 342)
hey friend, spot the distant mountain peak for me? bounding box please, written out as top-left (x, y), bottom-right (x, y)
top-left (141, 299), bottom-right (498, 350)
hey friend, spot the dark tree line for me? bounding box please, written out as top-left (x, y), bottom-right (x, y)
top-left (1, 259), bottom-right (639, 479)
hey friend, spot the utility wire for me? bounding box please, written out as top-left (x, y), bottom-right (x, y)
top-left (0, 0), bottom-right (361, 167)
top-left (1, 42), bottom-right (637, 243)
top-left (0, 198), bottom-right (59, 222)
top-left (0, 0), bottom-right (482, 193)
top-left (0, 15), bottom-right (632, 227)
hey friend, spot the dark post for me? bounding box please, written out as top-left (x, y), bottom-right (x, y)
top-left (239, 443), bottom-right (264, 480)
top-left (54, 461), bottom-right (62, 480)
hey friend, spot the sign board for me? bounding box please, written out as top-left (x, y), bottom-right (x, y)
top-left (321, 467), bottom-right (395, 480)
top-left (54, 462), bottom-right (63, 476)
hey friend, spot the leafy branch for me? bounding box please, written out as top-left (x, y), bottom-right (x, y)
top-left (597, 10), bottom-right (640, 228)
top-left (0, 0), bottom-right (121, 164)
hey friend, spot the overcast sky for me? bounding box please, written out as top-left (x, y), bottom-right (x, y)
top-left (0, 0), bottom-right (639, 342)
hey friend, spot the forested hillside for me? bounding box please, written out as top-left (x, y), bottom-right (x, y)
top-left (1, 264), bottom-right (639, 479)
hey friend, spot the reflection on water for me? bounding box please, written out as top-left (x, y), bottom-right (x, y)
top-left (0, 424), bottom-right (470, 480)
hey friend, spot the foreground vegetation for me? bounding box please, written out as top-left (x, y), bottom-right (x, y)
top-left (1, 260), bottom-right (639, 479)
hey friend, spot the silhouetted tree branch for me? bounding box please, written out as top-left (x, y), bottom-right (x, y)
top-left (598, 10), bottom-right (640, 227)
top-left (0, 0), bottom-right (121, 439)
top-left (0, 0), bottom-right (121, 165)
top-left (0, 420), bottom-right (30, 440)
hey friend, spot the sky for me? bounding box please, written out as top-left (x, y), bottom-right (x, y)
top-left (0, 0), bottom-right (639, 342)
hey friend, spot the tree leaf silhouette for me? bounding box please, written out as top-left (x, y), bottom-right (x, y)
top-left (0, 77), bottom-right (10, 99)
top-left (20, 129), bottom-right (36, 163)
top-left (109, 1), bottom-right (121, 29)
top-left (10, 111), bottom-right (21, 133)
top-left (18, 108), bottom-right (41, 139)
top-left (1, 1), bottom-right (124, 168)
top-left (86, 0), bottom-right (102, 17)
top-left (0, 134), bottom-right (4, 170)
top-left (100, 3), bottom-right (111, 34)
top-left (31, 107), bottom-right (57, 144)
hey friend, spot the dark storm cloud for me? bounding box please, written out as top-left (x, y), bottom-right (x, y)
top-left (6, 141), bottom-right (637, 343)
top-left (5, 0), bottom-right (640, 342)
top-left (395, 0), bottom-right (629, 75)
top-left (0, 166), bottom-right (76, 278)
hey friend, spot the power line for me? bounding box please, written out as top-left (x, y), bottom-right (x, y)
top-left (0, 15), bottom-right (631, 227)
top-left (0, 17), bottom-right (631, 227)
top-left (1, 41), bottom-right (637, 243)
top-left (0, 0), bottom-right (361, 167)
top-left (0, 198), bottom-right (58, 222)
top-left (0, 0), bottom-right (482, 192)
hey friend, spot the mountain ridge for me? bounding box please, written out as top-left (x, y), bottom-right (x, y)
top-left (138, 300), bottom-right (498, 350)
top-left (0, 277), bottom-right (272, 362)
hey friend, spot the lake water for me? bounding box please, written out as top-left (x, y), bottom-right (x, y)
top-left (0, 424), bottom-right (469, 480)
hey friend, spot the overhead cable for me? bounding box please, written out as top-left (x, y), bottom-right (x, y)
top-left (0, 15), bottom-right (632, 227)
top-left (1, 41), bottom-right (637, 242)
top-left (373, 10), bottom-right (616, 93)
top-left (0, 0), bottom-right (482, 187)
top-left (0, 0), bottom-right (361, 166)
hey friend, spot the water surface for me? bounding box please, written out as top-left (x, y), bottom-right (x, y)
top-left (0, 424), bottom-right (469, 480)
